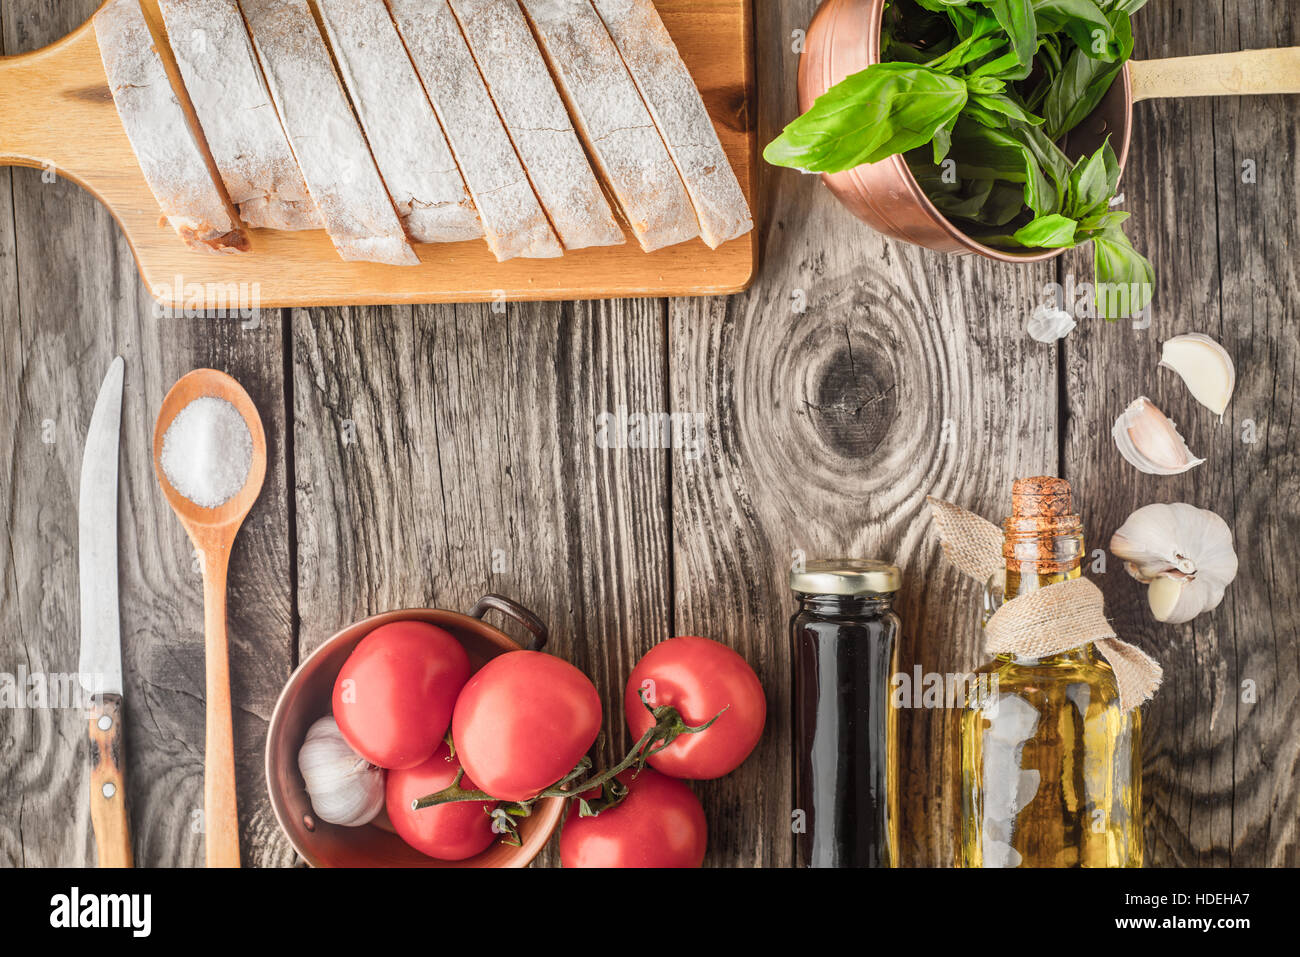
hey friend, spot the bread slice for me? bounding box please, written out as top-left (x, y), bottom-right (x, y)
top-left (239, 0), bottom-right (417, 265)
top-left (518, 0), bottom-right (699, 252)
top-left (157, 0), bottom-right (319, 231)
top-left (591, 0), bottom-right (752, 248)
top-left (386, 0), bottom-right (562, 261)
top-left (94, 0), bottom-right (249, 253)
top-left (314, 0), bottom-right (482, 244)
top-left (448, 0), bottom-right (623, 251)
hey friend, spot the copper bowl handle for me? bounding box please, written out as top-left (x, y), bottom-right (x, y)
top-left (469, 594), bottom-right (549, 651)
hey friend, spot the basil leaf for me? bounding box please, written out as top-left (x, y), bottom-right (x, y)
top-left (965, 75), bottom-right (1008, 95)
top-left (969, 44), bottom-right (1037, 80)
top-left (943, 180), bottom-right (1000, 220)
top-left (1092, 226), bottom-right (1155, 320)
top-left (1013, 212), bottom-right (1079, 247)
top-left (1102, 136), bottom-right (1122, 195)
top-left (951, 119), bottom-right (1058, 215)
top-left (884, 41), bottom-right (939, 64)
top-left (1067, 139), bottom-right (1112, 216)
top-left (765, 63), bottom-right (969, 173)
top-left (962, 101), bottom-right (1014, 128)
top-left (910, 164), bottom-right (1000, 219)
top-left (933, 113), bottom-right (960, 163)
top-left (975, 182), bottom-right (1032, 225)
top-left (1034, 0), bottom-right (1118, 60)
top-left (914, 0), bottom-right (974, 10)
top-left (1009, 120), bottom-right (1073, 210)
top-left (985, 0), bottom-right (1038, 66)
top-left (1044, 10), bottom-right (1132, 138)
top-left (970, 92), bottom-right (1046, 125)
top-left (926, 20), bottom-right (1005, 71)
top-left (1077, 209), bottom-right (1130, 235)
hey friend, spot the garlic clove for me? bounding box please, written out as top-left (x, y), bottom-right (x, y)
top-left (1112, 397), bottom-right (1205, 475)
top-left (298, 715), bottom-right (386, 828)
top-left (1110, 503), bottom-right (1239, 625)
top-left (1147, 575), bottom-right (1187, 622)
top-left (1160, 334), bottom-right (1235, 417)
top-left (1027, 303), bottom-right (1077, 343)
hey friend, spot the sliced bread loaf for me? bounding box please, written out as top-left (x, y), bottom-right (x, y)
top-left (95, 0), bottom-right (249, 252)
top-left (240, 0), bottom-right (417, 265)
top-left (518, 0), bottom-right (699, 252)
top-left (387, 0), bottom-right (563, 261)
top-left (448, 0), bottom-right (623, 251)
top-left (592, 0), bottom-right (752, 248)
top-left (315, 0), bottom-right (482, 244)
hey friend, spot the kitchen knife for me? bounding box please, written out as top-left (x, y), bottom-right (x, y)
top-left (78, 356), bottom-right (132, 868)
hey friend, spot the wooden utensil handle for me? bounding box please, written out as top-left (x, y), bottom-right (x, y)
top-left (201, 545), bottom-right (241, 868)
top-left (1130, 48), bottom-right (1300, 102)
top-left (87, 694), bottom-right (133, 868)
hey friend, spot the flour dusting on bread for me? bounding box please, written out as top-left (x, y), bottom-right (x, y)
top-left (449, 0), bottom-right (624, 251)
top-left (95, 0), bottom-right (249, 253)
top-left (315, 0), bottom-right (482, 244)
top-left (158, 0), bottom-right (319, 231)
top-left (519, 0), bottom-right (699, 252)
top-left (388, 0), bottom-right (561, 261)
top-left (592, 0), bottom-right (752, 248)
top-left (240, 0), bottom-right (417, 265)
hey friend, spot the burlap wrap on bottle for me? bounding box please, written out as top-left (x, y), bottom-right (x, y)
top-left (927, 496), bottom-right (1162, 710)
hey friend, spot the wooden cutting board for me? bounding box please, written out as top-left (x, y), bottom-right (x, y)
top-left (0, 0), bottom-right (756, 309)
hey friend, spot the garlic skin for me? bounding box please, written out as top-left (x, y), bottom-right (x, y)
top-left (297, 716), bottom-right (385, 827)
top-left (1027, 303), bottom-right (1077, 343)
top-left (1112, 397), bottom-right (1205, 475)
top-left (1110, 503), bottom-right (1238, 624)
top-left (1160, 334), bottom-right (1235, 417)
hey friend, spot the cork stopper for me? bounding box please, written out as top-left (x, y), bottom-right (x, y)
top-left (1003, 476), bottom-right (1083, 572)
top-left (1010, 476), bottom-right (1073, 519)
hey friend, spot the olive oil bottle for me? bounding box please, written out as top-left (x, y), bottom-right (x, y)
top-left (961, 478), bottom-right (1142, 868)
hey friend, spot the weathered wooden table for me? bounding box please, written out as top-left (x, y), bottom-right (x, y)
top-left (1, 0), bottom-right (1295, 868)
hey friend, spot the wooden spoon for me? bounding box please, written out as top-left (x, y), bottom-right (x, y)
top-left (153, 369), bottom-right (267, 868)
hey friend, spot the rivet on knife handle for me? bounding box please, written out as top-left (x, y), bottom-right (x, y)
top-left (87, 693), bottom-right (133, 868)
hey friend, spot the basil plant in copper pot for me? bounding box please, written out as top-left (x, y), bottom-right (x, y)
top-left (768, 0), bottom-right (1155, 321)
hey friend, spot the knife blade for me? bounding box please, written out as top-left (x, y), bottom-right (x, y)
top-left (78, 356), bottom-right (132, 868)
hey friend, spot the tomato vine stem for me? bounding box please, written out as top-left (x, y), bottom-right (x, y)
top-left (411, 693), bottom-right (727, 821)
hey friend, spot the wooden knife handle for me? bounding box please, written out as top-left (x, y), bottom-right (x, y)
top-left (87, 693), bottom-right (133, 868)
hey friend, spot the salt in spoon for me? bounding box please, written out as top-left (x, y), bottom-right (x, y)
top-left (153, 369), bottom-right (267, 868)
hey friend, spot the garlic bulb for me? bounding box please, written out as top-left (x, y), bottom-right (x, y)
top-left (1027, 303), bottom-right (1076, 343)
top-left (1160, 334), bottom-right (1235, 417)
top-left (1112, 397), bottom-right (1204, 475)
top-left (1110, 503), bottom-right (1238, 624)
top-left (297, 716), bottom-right (385, 827)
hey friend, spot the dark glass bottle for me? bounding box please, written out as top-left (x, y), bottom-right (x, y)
top-left (790, 560), bottom-right (901, 868)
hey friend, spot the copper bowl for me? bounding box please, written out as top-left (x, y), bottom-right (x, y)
top-left (797, 0), bottom-right (1133, 261)
top-left (266, 595), bottom-right (565, 867)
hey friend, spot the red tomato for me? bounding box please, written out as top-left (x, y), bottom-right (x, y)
top-left (452, 651), bottom-right (602, 802)
top-left (624, 636), bottom-right (765, 779)
top-left (559, 769), bottom-right (707, 868)
top-left (332, 621), bottom-right (471, 770)
top-left (386, 743), bottom-right (498, 861)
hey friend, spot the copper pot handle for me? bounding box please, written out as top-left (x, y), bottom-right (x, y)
top-left (1129, 48), bottom-right (1300, 103)
top-left (469, 594), bottom-right (549, 651)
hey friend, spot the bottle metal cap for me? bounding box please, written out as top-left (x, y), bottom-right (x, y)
top-left (789, 559), bottom-right (902, 596)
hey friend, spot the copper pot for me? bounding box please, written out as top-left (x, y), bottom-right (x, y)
top-left (265, 595), bottom-right (565, 868)
top-left (797, 0), bottom-right (1132, 262)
